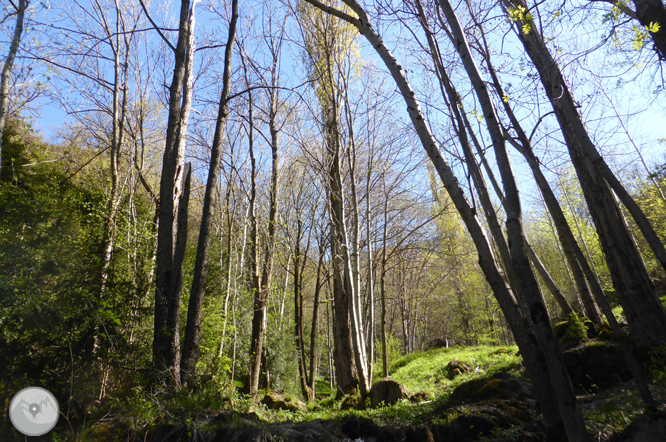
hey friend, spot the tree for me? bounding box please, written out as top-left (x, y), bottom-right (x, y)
top-left (180, 0), bottom-right (239, 389)
top-left (505, 0), bottom-right (666, 351)
top-left (0, 0), bottom-right (28, 172)
top-left (149, 0), bottom-right (198, 385)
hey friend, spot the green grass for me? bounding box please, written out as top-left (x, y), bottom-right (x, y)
top-left (242, 345), bottom-right (523, 427)
top-left (109, 345), bottom-right (523, 437)
top-left (389, 345), bottom-right (522, 396)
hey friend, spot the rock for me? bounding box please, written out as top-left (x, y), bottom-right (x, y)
top-left (609, 411), bottom-right (666, 442)
top-left (409, 391), bottom-right (431, 403)
top-left (563, 342), bottom-right (632, 393)
top-left (405, 425), bottom-right (435, 442)
top-left (442, 359), bottom-right (472, 380)
top-left (211, 427), bottom-right (274, 442)
top-left (446, 374), bottom-right (535, 407)
top-left (433, 374), bottom-right (538, 442)
top-left (369, 379), bottom-right (409, 408)
top-left (271, 421), bottom-right (339, 442)
top-left (340, 416), bottom-right (405, 441)
top-left (261, 392), bottom-right (304, 412)
top-left (491, 348), bottom-right (513, 355)
top-left (340, 394), bottom-right (359, 410)
top-left (426, 337), bottom-right (449, 349)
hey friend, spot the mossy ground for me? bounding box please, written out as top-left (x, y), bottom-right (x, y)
top-left (58, 342), bottom-right (666, 441)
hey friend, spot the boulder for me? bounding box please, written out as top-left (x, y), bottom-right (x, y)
top-left (446, 374), bottom-right (535, 407)
top-left (563, 342), bottom-right (632, 393)
top-left (369, 379), bottom-right (409, 408)
top-left (442, 359), bottom-right (471, 380)
top-left (426, 337), bottom-right (449, 349)
top-left (340, 394), bottom-right (359, 410)
top-left (609, 411), bottom-right (666, 442)
top-left (409, 391), bottom-right (431, 403)
top-left (340, 416), bottom-right (405, 441)
top-left (434, 374), bottom-right (538, 441)
top-left (261, 392), bottom-right (304, 412)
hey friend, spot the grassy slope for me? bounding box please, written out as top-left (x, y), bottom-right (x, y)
top-left (237, 345), bottom-right (524, 427)
top-left (388, 345), bottom-right (522, 396)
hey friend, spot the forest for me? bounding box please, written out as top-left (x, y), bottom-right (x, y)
top-left (1, 0), bottom-right (666, 441)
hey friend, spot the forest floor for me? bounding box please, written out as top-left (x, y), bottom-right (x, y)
top-left (60, 341), bottom-right (666, 442)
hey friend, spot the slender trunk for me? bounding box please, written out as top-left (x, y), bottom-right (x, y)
top-left (506, 0), bottom-right (666, 350)
top-left (166, 163), bottom-right (191, 385)
top-left (380, 195), bottom-right (389, 378)
top-left (525, 242), bottom-right (574, 317)
top-left (0, 0), bottom-right (27, 173)
top-left (308, 243), bottom-right (324, 398)
top-left (100, 10), bottom-right (129, 300)
top-left (366, 171), bottom-right (375, 385)
top-left (152, 0), bottom-right (195, 381)
top-left (294, 229), bottom-right (310, 400)
top-left (248, 63), bottom-right (281, 394)
top-left (327, 106), bottom-right (358, 395)
top-left (180, 0), bottom-right (238, 388)
top-left (437, 2), bottom-right (587, 437)
top-left (301, 0), bottom-right (578, 436)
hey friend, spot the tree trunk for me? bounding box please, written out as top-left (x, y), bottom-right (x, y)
top-left (506, 0), bottom-right (666, 350)
top-left (152, 0), bottom-right (195, 384)
top-left (302, 0), bottom-right (580, 437)
top-left (308, 242), bottom-right (325, 398)
top-left (0, 0), bottom-right (27, 172)
top-left (248, 64), bottom-right (281, 394)
top-left (632, 0), bottom-right (666, 60)
top-left (180, 0), bottom-right (238, 388)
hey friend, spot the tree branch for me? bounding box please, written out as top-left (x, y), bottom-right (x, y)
top-left (138, 0), bottom-right (177, 52)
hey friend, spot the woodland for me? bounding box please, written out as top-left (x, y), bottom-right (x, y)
top-left (1, 0), bottom-right (666, 441)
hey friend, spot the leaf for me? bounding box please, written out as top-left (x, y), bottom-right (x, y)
top-left (646, 22), bottom-right (661, 33)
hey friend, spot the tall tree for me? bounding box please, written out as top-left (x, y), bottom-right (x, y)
top-left (180, 0), bottom-right (239, 388)
top-left (505, 0), bottom-right (666, 351)
top-left (303, 0), bottom-right (589, 438)
top-left (0, 0), bottom-right (28, 172)
top-left (148, 0), bottom-right (198, 385)
top-left (246, 9), bottom-right (287, 394)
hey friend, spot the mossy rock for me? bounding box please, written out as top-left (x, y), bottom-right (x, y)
top-left (409, 391), bottom-right (431, 403)
top-left (563, 342), bottom-right (631, 394)
top-left (596, 322), bottom-right (613, 341)
top-left (446, 375), bottom-right (535, 407)
top-left (443, 359), bottom-right (472, 380)
top-left (370, 378), bottom-right (409, 408)
top-left (491, 348), bottom-right (513, 355)
top-left (435, 376), bottom-right (537, 442)
top-left (340, 394), bottom-right (359, 410)
top-left (261, 392), bottom-right (304, 412)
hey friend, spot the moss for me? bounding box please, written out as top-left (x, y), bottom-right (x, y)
top-left (561, 312), bottom-right (589, 348)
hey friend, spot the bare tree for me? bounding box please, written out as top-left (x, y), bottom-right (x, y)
top-left (0, 0), bottom-right (28, 171)
top-left (149, 0), bottom-right (198, 385)
top-left (180, 0), bottom-right (239, 389)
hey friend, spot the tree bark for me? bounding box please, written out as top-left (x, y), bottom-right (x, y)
top-left (506, 0), bottom-right (666, 350)
top-left (248, 55), bottom-right (282, 394)
top-left (632, 0), bottom-right (666, 60)
top-left (0, 0), bottom-right (27, 172)
top-left (180, 0), bottom-right (238, 388)
top-left (474, 38), bottom-right (603, 324)
top-left (152, 0), bottom-right (196, 384)
top-left (302, 0), bottom-right (581, 437)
